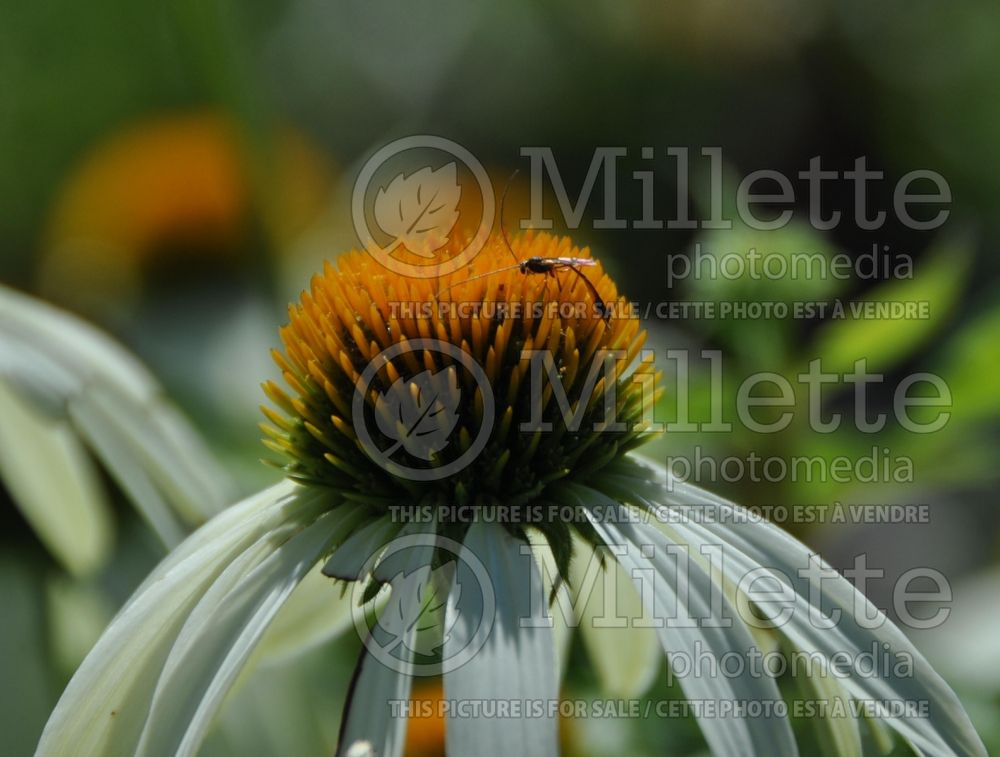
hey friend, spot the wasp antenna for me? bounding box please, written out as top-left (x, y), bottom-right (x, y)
top-left (499, 168), bottom-right (520, 265)
top-left (433, 263), bottom-right (524, 303)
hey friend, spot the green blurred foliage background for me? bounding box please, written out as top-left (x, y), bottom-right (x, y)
top-left (1, 1), bottom-right (999, 754)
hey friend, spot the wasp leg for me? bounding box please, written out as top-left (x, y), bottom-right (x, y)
top-left (552, 271), bottom-right (565, 319)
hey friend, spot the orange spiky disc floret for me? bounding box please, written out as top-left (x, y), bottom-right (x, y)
top-left (261, 230), bottom-right (661, 508)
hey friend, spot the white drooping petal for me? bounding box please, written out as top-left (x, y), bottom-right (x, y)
top-left (322, 517), bottom-right (403, 580)
top-left (0, 284), bottom-right (150, 399)
top-left (256, 516), bottom-right (395, 664)
top-left (0, 283), bottom-right (234, 551)
top-left (795, 656), bottom-right (864, 757)
top-left (135, 507), bottom-right (354, 757)
top-left (68, 389), bottom-right (188, 545)
top-left (562, 483), bottom-right (798, 757)
top-left (35, 481), bottom-right (336, 757)
top-left (444, 521), bottom-right (559, 757)
top-left (336, 524), bottom-right (438, 757)
top-left (600, 456), bottom-right (987, 757)
top-left (915, 566), bottom-right (1000, 692)
top-left (336, 639), bottom-right (416, 757)
top-left (569, 533), bottom-right (662, 699)
top-left (0, 383), bottom-right (112, 576)
top-left (524, 531), bottom-right (573, 678)
top-left (253, 564), bottom-right (359, 662)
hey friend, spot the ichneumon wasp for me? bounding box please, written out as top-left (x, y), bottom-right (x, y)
top-left (434, 171), bottom-right (612, 321)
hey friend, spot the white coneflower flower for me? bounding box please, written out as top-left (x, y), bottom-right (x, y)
top-left (28, 232), bottom-right (986, 756)
top-left (0, 284), bottom-right (350, 667)
top-left (0, 283), bottom-right (233, 572)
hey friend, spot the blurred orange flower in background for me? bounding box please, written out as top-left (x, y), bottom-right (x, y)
top-left (402, 678), bottom-right (584, 757)
top-left (404, 679), bottom-right (446, 757)
top-left (38, 111), bottom-right (332, 313)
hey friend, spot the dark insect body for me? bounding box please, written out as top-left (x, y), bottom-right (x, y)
top-left (435, 173), bottom-right (612, 321)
